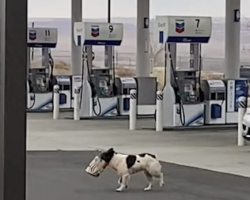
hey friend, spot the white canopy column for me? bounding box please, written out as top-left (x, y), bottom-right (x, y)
top-left (71, 0), bottom-right (82, 75)
top-left (224, 0), bottom-right (241, 79)
top-left (136, 0), bottom-right (150, 77)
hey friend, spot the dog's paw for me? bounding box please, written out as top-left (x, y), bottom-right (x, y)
top-left (144, 187), bottom-right (152, 191)
top-left (159, 182), bottom-right (164, 187)
top-left (125, 185), bottom-right (128, 189)
top-left (116, 188), bottom-right (123, 192)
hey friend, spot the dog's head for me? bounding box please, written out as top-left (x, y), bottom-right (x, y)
top-left (99, 148), bottom-right (115, 164)
top-left (85, 155), bottom-right (107, 177)
top-left (85, 148), bottom-right (115, 177)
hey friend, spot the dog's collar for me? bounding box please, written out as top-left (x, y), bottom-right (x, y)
top-left (103, 162), bottom-right (109, 168)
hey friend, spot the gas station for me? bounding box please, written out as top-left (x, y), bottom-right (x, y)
top-left (70, 0), bottom-right (241, 79)
top-left (0, 0), bottom-right (246, 200)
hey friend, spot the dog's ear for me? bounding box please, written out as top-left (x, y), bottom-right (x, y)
top-left (107, 148), bottom-right (114, 152)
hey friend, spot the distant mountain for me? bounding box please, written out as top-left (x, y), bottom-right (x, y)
top-left (28, 17), bottom-right (137, 37)
top-left (28, 17), bottom-right (250, 31)
top-left (27, 17), bottom-right (250, 58)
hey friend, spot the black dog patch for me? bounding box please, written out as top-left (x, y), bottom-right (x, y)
top-left (126, 155), bottom-right (137, 168)
top-left (139, 153), bottom-right (156, 159)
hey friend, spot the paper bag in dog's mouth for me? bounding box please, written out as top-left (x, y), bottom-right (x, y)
top-left (85, 156), bottom-right (106, 177)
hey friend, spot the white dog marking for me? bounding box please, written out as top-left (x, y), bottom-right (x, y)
top-left (97, 148), bottom-right (164, 192)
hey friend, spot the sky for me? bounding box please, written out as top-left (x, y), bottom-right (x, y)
top-left (28, 0), bottom-right (250, 18)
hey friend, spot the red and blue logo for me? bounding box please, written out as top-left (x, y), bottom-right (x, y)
top-left (175, 20), bottom-right (185, 34)
top-left (29, 30), bottom-right (37, 40)
top-left (91, 25), bottom-right (99, 37)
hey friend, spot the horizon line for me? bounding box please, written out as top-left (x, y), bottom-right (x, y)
top-left (27, 16), bottom-right (234, 20)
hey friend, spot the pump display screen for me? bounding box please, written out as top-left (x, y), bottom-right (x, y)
top-left (178, 79), bottom-right (199, 104)
top-left (172, 70), bottom-right (201, 104)
top-left (184, 84), bottom-right (192, 92)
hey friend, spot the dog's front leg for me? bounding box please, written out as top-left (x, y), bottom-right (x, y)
top-left (125, 175), bottom-right (130, 189)
top-left (118, 177), bottom-right (128, 188)
top-left (116, 174), bottom-right (129, 192)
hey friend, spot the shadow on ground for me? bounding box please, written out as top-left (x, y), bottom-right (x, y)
top-left (27, 151), bottom-right (250, 200)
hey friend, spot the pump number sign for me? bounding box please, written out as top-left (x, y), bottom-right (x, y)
top-left (27, 27), bottom-right (58, 48)
top-left (168, 16), bottom-right (211, 37)
top-left (74, 22), bottom-right (123, 46)
top-left (156, 16), bottom-right (212, 43)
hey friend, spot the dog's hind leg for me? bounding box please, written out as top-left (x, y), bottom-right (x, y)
top-left (147, 161), bottom-right (164, 187)
top-left (151, 172), bottom-right (164, 187)
top-left (143, 171), bottom-right (153, 191)
top-left (118, 177), bottom-right (122, 185)
top-left (158, 172), bottom-right (164, 187)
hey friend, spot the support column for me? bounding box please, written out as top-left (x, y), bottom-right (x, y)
top-left (0, 0), bottom-right (27, 200)
top-left (86, 46), bottom-right (93, 70)
top-left (71, 0), bottom-right (82, 75)
top-left (105, 0), bottom-right (113, 70)
top-left (224, 0), bottom-right (241, 79)
top-left (27, 48), bottom-right (30, 79)
top-left (136, 0), bottom-right (150, 77)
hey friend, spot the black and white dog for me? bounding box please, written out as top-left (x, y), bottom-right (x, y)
top-left (98, 148), bottom-right (164, 192)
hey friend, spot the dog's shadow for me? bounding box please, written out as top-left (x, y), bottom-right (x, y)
top-left (92, 170), bottom-right (166, 194)
top-left (111, 187), bottom-right (166, 194)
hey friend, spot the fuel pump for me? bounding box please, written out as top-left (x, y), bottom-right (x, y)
top-left (155, 15), bottom-right (212, 128)
top-left (28, 48), bottom-right (55, 94)
top-left (27, 27), bottom-right (71, 111)
top-left (73, 22), bottom-right (123, 118)
top-left (80, 47), bottom-right (116, 116)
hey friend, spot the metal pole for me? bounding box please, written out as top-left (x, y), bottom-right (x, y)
top-left (105, 0), bottom-right (112, 68)
top-left (53, 85), bottom-right (60, 120)
top-left (129, 90), bottom-right (137, 130)
top-left (74, 87), bottom-right (80, 120)
top-left (108, 0), bottom-right (111, 22)
top-left (31, 22), bottom-right (34, 61)
top-left (156, 91), bottom-right (163, 131)
top-left (105, 0), bottom-right (115, 86)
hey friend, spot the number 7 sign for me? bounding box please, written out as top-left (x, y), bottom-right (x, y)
top-left (195, 19), bottom-right (200, 28)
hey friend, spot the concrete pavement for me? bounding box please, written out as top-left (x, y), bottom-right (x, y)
top-left (27, 151), bottom-right (250, 200)
top-left (27, 113), bottom-right (250, 177)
